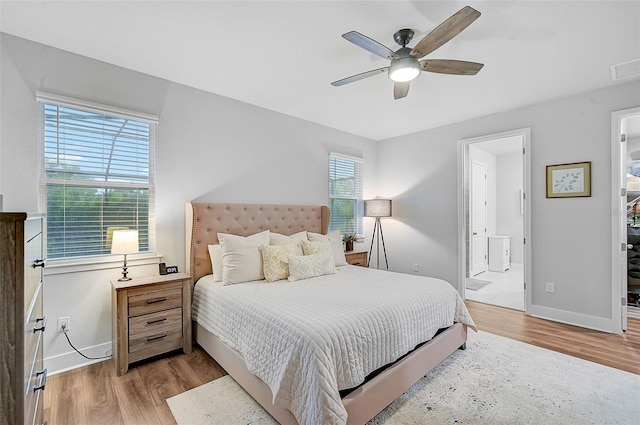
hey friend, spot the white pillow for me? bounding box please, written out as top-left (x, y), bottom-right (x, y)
top-left (308, 229), bottom-right (348, 266)
top-left (270, 231), bottom-right (307, 256)
top-left (218, 230), bottom-right (270, 284)
top-left (288, 251), bottom-right (336, 282)
top-left (261, 243), bottom-right (297, 282)
top-left (207, 244), bottom-right (223, 282)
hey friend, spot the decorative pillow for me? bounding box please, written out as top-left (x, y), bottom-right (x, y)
top-left (261, 243), bottom-right (297, 282)
top-left (301, 239), bottom-right (332, 256)
top-left (218, 230), bottom-right (270, 284)
top-left (288, 251), bottom-right (336, 282)
top-left (270, 231), bottom-right (307, 256)
top-left (308, 229), bottom-right (348, 266)
top-left (207, 244), bottom-right (223, 282)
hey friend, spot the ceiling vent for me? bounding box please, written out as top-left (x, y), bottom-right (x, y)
top-left (611, 58), bottom-right (640, 81)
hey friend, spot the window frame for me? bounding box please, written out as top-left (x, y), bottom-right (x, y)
top-left (37, 92), bottom-right (158, 266)
top-left (328, 152), bottom-right (364, 236)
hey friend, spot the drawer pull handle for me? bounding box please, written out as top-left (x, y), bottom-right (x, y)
top-left (147, 317), bottom-right (167, 325)
top-left (33, 316), bottom-right (47, 333)
top-left (33, 368), bottom-right (47, 392)
top-left (147, 333), bottom-right (167, 342)
top-left (146, 297), bottom-right (167, 304)
top-left (32, 259), bottom-right (45, 268)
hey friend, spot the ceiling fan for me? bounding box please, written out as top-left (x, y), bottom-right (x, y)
top-left (331, 6), bottom-right (484, 100)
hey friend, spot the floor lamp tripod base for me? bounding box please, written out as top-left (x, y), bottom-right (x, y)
top-left (368, 217), bottom-right (389, 269)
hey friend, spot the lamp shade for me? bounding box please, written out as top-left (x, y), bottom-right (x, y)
top-left (111, 230), bottom-right (139, 255)
top-left (364, 199), bottom-right (392, 217)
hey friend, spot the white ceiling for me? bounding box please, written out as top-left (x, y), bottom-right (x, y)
top-left (1, 1), bottom-right (639, 141)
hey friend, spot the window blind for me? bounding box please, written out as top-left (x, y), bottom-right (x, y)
top-left (329, 153), bottom-right (363, 235)
top-left (39, 98), bottom-right (156, 259)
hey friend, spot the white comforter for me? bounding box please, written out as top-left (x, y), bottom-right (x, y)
top-left (193, 265), bottom-right (476, 425)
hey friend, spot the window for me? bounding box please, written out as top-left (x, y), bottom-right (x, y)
top-left (329, 153), bottom-right (363, 235)
top-left (38, 93), bottom-right (157, 260)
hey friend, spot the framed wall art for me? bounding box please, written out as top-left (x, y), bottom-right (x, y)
top-left (546, 161), bottom-right (591, 198)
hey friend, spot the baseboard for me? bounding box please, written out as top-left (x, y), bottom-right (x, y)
top-left (45, 341), bottom-right (113, 375)
top-left (528, 304), bottom-right (620, 334)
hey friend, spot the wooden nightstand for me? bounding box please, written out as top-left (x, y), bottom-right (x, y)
top-left (111, 272), bottom-right (193, 376)
top-left (345, 249), bottom-right (368, 267)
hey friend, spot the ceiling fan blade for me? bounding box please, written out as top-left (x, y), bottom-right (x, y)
top-left (331, 67), bottom-right (388, 87)
top-left (394, 81), bottom-right (410, 99)
top-left (342, 31), bottom-right (399, 60)
top-left (411, 6), bottom-right (481, 59)
top-left (420, 59), bottom-right (484, 75)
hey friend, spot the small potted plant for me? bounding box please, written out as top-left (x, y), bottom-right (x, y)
top-left (342, 233), bottom-right (361, 251)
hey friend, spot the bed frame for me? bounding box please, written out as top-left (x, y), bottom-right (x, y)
top-left (185, 202), bottom-right (467, 425)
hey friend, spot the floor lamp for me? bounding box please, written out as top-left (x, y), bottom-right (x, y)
top-left (365, 199), bottom-right (392, 269)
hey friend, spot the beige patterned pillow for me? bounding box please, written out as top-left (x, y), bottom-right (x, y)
top-left (301, 239), bottom-right (331, 256)
top-left (261, 243), bottom-right (297, 282)
top-left (288, 251), bottom-right (336, 282)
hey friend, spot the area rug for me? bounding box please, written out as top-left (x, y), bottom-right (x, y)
top-left (167, 331), bottom-right (639, 425)
top-left (466, 278), bottom-right (491, 291)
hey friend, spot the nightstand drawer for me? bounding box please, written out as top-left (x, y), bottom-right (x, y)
top-left (129, 307), bottom-right (183, 337)
top-left (128, 287), bottom-right (182, 316)
top-left (129, 326), bottom-right (183, 354)
top-left (345, 250), bottom-right (368, 267)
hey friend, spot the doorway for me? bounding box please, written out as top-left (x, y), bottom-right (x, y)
top-left (458, 128), bottom-right (531, 312)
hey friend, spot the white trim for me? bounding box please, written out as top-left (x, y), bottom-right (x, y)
top-left (329, 151), bottom-right (364, 163)
top-left (527, 304), bottom-right (619, 334)
top-left (457, 128), bottom-right (531, 314)
top-left (611, 106), bottom-right (640, 334)
top-left (45, 341), bottom-right (112, 375)
top-left (38, 95), bottom-right (157, 261)
top-left (44, 253), bottom-right (161, 276)
top-left (35, 91), bottom-right (158, 123)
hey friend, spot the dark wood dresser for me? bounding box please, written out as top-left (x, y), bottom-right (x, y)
top-left (0, 213), bottom-right (47, 425)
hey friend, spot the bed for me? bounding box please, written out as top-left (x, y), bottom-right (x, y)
top-left (185, 202), bottom-right (475, 425)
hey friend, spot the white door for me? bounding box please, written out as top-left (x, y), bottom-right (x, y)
top-left (470, 161), bottom-right (487, 276)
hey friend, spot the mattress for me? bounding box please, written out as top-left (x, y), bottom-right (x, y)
top-left (192, 265), bottom-right (476, 425)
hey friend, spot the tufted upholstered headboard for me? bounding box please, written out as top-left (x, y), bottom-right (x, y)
top-left (185, 202), bottom-right (330, 283)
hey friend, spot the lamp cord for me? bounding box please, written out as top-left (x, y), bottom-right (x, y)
top-left (62, 325), bottom-right (111, 360)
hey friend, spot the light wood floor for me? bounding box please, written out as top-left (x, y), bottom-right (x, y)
top-left (465, 301), bottom-right (640, 375)
top-left (44, 301), bottom-right (640, 425)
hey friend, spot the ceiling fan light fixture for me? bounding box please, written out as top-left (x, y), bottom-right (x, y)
top-left (388, 58), bottom-right (420, 82)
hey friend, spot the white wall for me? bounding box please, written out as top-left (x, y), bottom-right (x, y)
top-left (377, 80), bottom-right (640, 331)
top-left (0, 33), bottom-right (377, 372)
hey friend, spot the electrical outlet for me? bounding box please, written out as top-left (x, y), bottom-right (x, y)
top-left (413, 263), bottom-right (419, 272)
top-left (57, 316), bottom-right (70, 333)
top-left (545, 282), bottom-right (555, 293)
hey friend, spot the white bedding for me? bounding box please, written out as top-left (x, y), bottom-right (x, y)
top-left (192, 265), bottom-right (476, 425)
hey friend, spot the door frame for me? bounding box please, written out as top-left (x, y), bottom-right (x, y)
top-left (457, 127), bottom-right (532, 312)
top-left (611, 107), bottom-right (640, 333)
